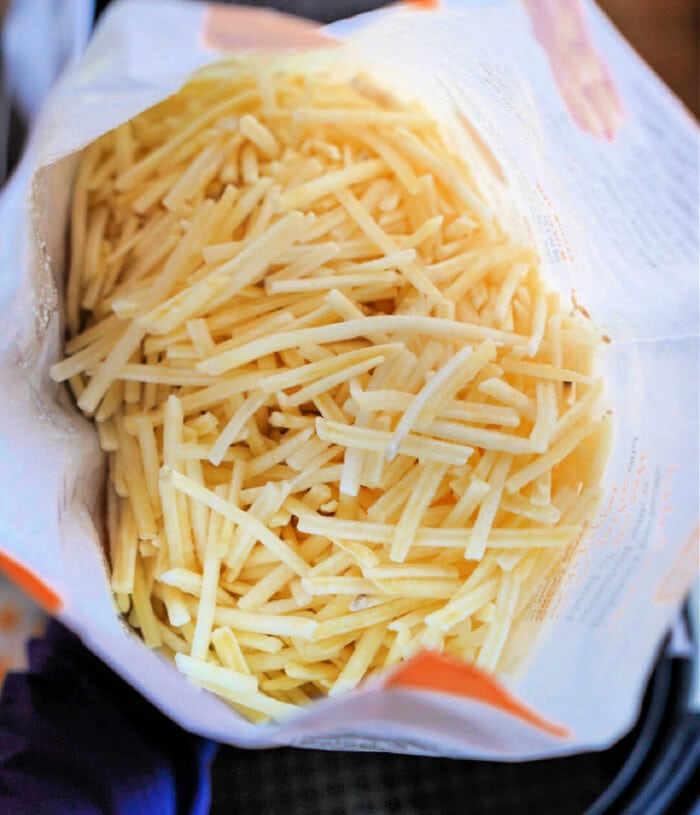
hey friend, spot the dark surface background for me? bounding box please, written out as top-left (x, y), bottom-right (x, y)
top-left (598, 0), bottom-right (699, 117)
top-left (209, 651), bottom-right (699, 815)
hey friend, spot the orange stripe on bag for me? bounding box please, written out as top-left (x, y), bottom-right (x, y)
top-left (386, 651), bottom-right (570, 738)
top-left (0, 549), bottom-right (62, 615)
top-left (203, 6), bottom-right (334, 52)
top-left (403, 0), bottom-right (442, 9)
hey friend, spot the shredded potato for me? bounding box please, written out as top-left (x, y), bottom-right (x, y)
top-left (52, 55), bottom-right (610, 721)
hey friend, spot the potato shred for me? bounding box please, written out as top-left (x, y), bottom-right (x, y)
top-left (51, 55), bottom-right (610, 722)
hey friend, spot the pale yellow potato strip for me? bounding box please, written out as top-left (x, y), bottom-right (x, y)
top-left (239, 113), bottom-right (280, 158)
top-left (584, 414), bottom-right (614, 490)
top-left (178, 444), bottom-right (249, 463)
top-left (466, 455), bottom-right (512, 560)
top-left (301, 576), bottom-right (382, 596)
top-left (242, 647), bottom-right (299, 673)
top-left (209, 606), bottom-right (317, 639)
top-left (199, 680), bottom-right (296, 719)
top-left (277, 158), bottom-right (386, 211)
top-left (530, 468), bottom-right (552, 507)
top-left (175, 654), bottom-right (258, 694)
top-left (491, 262), bottom-right (528, 323)
top-left (269, 412), bottom-right (315, 430)
top-left (267, 242), bottom-right (340, 282)
top-left (97, 417), bottom-right (118, 452)
top-left (424, 576), bottom-right (499, 633)
top-left (391, 462), bottom-right (449, 563)
top-left (335, 188), bottom-right (445, 304)
top-left (368, 565), bottom-right (459, 580)
top-left (190, 505), bottom-right (224, 660)
top-left (352, 129), bottom-right (422, 195)
top-left (268, 271), bottom-right (400, 294)
top-left (519, 286), bottom-right (547, 357)
top-left (478, 377), bottom-right (536, 421)
top-left (113, 364), bottom-right (224, 387)
top-left (240, 143), bottom-right (258, 184)
top-left (324, 289), bottom-right (392, 344)
top-left (425, 420), bottom-right (535, 455)
top-left (285, 662), bottom-right (338, 681)
top-left (163, 466), bottom-right (310, 576)
top-left (158, 396), bottom-right (187, 568)
top-left (294, 510), bottom-right (579, 548)
top-left (163, 141), bottom-right (223, 211)
top-left (148, 211), bottom-right (306, 333)
top-left (208, 389), bottom-right (267, 466)
top-left (361, 414), bottom-right (390, 487)
top-left (280, 354), bottom-right (388, 408)
top-left (366, 464), bottom-right (420, 522)
top-left (217, 177), bottom-right (274, 237)
top-left (350, 385), bottom-right (520, 427)
top-left (198, 314), bottom-right (522, 374)
top-left (329, 539), bottom-right (380, 571)
top-left (442, 478), bottom-right (490, 527)
top-left (444, 247), bottom-right (531, 302)
top-left (158, 568), bottom-right (235, 607)
top-left (530, 381), bottom-right (558, 452)
top-left (505, 419), bottom-right (602, 493)
top-left (115, 418), bottom-right (157, 540)
top-left (394, 126), bottom-right (491, 227)
top-left (111, 500), bottom-right (138, 594)
top-left (500, 357), bottom-right (592, 384)
top-left (66, 144), bottom-right (99, 332)
top-left (231, 630), bottom-right (283, 654)
top-left (78, 200), bottom-right (217, 412)
top-left (313, 598), bottom-right (416, 641)
top-left (245, 426), bottom-right (314, 477)
top-left (237, 563), bottom-right (295, 611)
top-left (139, 275), bottom-right (229, 338)
top-left (387, 601), bottom-right (445, 632)
top-left (388, 339), bottom-right (496, 459)
top-left (65, 313), bottom-right (123, 355)
top-left (258, 343), bottom-right (402, 393)
top-left (372, 577), bottom-right (463, 599)
top-left (50, 329), bottom-right (125, 383)
top-left (159, 583), bottom-right (192, 628)
top-left (329, 622), bottom-right (386, 697)
top-left (336, 249), bottom-right (417, 275)
top-left (315, 419), bottom-right (473, 465)
top-left (475, 573), bottom-right (520, 672)
top-left (551, 379), bottom-right (604, 443)
top-left (211, 627), bottom-right (251, 675)
top-left (159, 624), bottom-right (189, 655)
top-left (132, 557), bottom-right (162, 648)
top-left (286, 436), bottom-right (329, 472)
top-left (115, 88), bottom-right (258, 190)
top-left (288, 462), bottom-right (345, 493)
top-left (500, 493), bottom-right (559, 524)
top-left (209, 311), bottom-right (297, 359)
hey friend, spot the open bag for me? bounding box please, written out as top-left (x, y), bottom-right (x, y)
top-left (0, 0), bottom-right (697, 758)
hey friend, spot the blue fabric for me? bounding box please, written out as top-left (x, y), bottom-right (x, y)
top-left (0, 620), bottom-right (216, 815)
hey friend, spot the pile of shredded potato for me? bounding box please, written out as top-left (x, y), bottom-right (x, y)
top-left (51, 56), bottom-right (610, 722)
